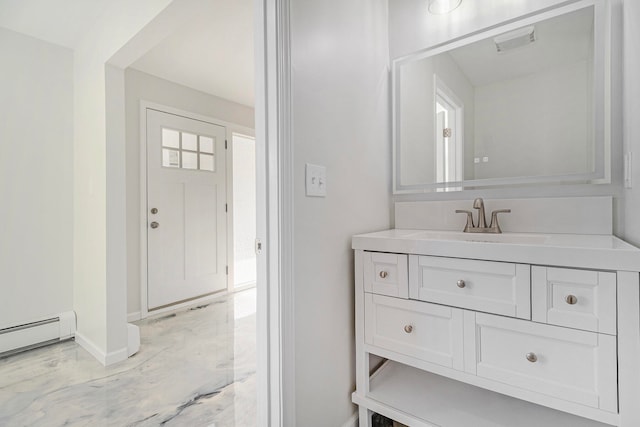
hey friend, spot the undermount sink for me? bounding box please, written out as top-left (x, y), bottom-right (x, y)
top-left (405, 230), bottom-right (550, 245)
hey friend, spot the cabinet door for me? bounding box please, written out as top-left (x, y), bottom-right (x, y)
top-left (365, 293), bottom-right (464, 370)
top-left (464, 312), bottom-right (617, 413)
top-left (410, 255), bottom-right (530, 319)
top-left (363, 252), bottom-right (408, 298)
top-left (532, 266), bottom-right (616, 335)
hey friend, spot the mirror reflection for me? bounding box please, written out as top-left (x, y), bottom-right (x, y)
top-left (395, 6), bottom-right (598, 191)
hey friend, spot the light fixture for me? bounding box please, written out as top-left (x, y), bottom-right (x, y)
top-left (428, 0), bottom-right (462, 14)
top-left (494, 26), bottom-right (536, 52)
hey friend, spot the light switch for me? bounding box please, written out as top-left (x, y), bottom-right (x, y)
top-left (306, 163), bottom-right (327, 197)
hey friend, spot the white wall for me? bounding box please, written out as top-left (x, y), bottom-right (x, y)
top-left (399, 52), bottom-right (475, 186)
top-left (73, 0), bottom-right (173, 363)
top-left (473, 60), bottom-right (591, 179)
top-left (124, 68), bottom-right (255, 315)
top-left (389, 0), bottom-right (625, 235)
top-left (399, 56), bottom-right (436, 185)
top-left (290, 0), bottom-right (391, 425)
top-left (0, 28), bottom-right (73, 328)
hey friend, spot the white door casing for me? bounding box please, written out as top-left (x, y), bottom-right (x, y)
top-left (146, 108), bottom-right (227, 310)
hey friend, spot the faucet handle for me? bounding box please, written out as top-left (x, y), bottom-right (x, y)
top-left (489, 209), bottom-right (511, 233)
top-left (455, 210), bottom-right (475, 232)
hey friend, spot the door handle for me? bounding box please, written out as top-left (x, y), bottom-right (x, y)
top-left (150, 222), bottom-right (159, 229)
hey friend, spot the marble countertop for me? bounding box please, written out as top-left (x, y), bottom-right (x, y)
top-left (352, 229), bottom-right (640, 272)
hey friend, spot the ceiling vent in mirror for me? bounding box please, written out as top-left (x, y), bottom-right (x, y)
top-left (494, 26), bottom-right (536, 52)
top-left (428, 0), bottom-right (462, 14)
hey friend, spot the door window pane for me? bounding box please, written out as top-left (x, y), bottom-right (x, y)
top-left (162, 128), bottom-right (180, 148)
top-left (200, 136), bottom-right (214, 154)
top-left (200, 154), bottom-right (215, 171)
top-left (161, 129), bottom-right (220, 172)
top-left (162, 149), bottom-right (180, 167)
top-left (182, 132), bottom-right (198, 151)
top-left (183, 152), bottom-right (198, 169)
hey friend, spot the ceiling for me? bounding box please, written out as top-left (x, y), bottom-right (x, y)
top-left (0, 0), bottom-right (110, 49)
top-left (448, 7), bottom-right (594, 87)
top-left (0, 0), bottom-right (255, 107)
top-left (130, 0), bottom-right (254, 107)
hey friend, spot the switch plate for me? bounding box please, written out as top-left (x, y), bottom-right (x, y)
top-left (306, 163), bottom-right (327, 197)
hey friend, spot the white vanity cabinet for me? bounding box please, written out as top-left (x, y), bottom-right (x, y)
top-left (352, 230), bottom-right (640, 427)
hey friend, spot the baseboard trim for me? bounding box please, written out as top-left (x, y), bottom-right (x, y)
top-left (127, 311), bottom-right (141, 322)
top-left (75, 331), bottom-right (105, 365)
top-left (342, 411), bottom-right (359, 427)
top-left (143, 291), bottom-right (227, 319)
top-left (105, 346), bottom-right (128, 366)
top-left (75, 332), bottom-right (128, 366)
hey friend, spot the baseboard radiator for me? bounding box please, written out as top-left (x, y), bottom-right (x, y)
top-left (0, 311), bottom-right (76, 357)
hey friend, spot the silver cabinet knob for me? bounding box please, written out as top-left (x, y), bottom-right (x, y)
top-left (526, 352), bottom-right (538, 363)
top-left (565, 295), bottom-right (578, 305)
top-left (404, 325), bottom-right (413, 334)
top-left (457, 280), bottom-right (466, 288)
top-left (150, 208), bottom-right (158, 214)
top-left (379, 271), bottom-right (388, 279)
top-left (150, 221), bottom-right (159, 229)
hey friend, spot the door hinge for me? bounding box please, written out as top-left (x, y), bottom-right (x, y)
top-left (255, 238), bottom-right (263, 255)
top-left (226, 265), bottom-right (229, 275)
top-left (225, 139), bottom-right (228, 149)
top-left (225, 203), bottom-right (228, 212)
top-left (443, 128), bottom-right (452, 138)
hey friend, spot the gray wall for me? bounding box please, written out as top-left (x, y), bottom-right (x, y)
top-left (0, 28), bottom-right (73, 328)
top-left (124, 68), bottom-right (254, 316)
top-left (290, 0), bottom-right (392, 424)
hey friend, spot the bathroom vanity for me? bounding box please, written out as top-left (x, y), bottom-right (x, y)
top-left (361, 0), bottom-right (637, 423)
top-left (352, 199), bottom-right (640, 427)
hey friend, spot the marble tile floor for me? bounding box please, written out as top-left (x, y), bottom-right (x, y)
top-left (0, 288), bottom-right (257, 427)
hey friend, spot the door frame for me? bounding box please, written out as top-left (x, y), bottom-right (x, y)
top-left (255, 0), bottom-right (294, 424)
top-left (139, 101), bottom-right (255, 318)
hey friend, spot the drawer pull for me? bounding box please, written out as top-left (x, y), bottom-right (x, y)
top-left (404, 325), bottom-right (413, 334)
top-left (565, 295), bottom-right (578, 305)
top-left (379, 271), bottom-right (389, 279)
top-left (456, 280), bottom-right (466, 288)
top-left (526, 352), bottom-right (538, 363)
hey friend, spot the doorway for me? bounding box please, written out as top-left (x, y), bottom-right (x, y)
top-left (434, 75), bottom-right (464, 188)
top-left (105, 0), bottom-right (287, 423)
top-left (232, 133), bottom-right (257, 290)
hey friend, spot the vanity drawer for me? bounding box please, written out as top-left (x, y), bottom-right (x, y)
top-left (363, 252), bottom-right (408, 298)
top-left (409, 255), bottom-right (531, 319)
top-left (532, 267), bottom-right (616, 335)
top-left (364, 293), bottom-right (464, 370)
top-left (465, 312), bottom-right (617, 413)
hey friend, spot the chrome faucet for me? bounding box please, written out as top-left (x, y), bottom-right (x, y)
top-left (455, 198), bottom-right (511, 233)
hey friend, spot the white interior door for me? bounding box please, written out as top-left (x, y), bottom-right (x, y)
top-left (146, 108), bottom-right (227, 310)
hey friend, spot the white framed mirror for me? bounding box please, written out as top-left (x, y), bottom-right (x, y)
top-left (392, 0), bottom-right (611, 194)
